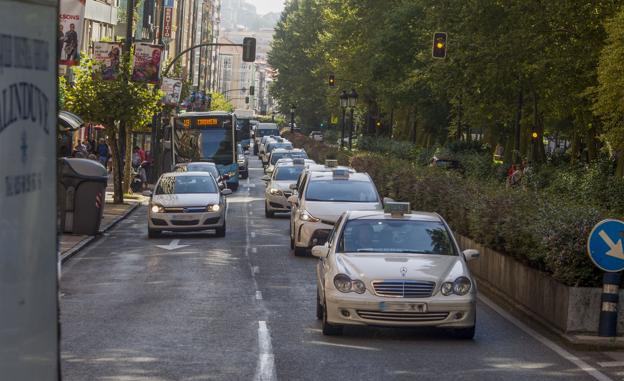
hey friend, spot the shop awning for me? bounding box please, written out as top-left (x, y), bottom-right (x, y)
top-left (58, 111), bottom-right (84, 132)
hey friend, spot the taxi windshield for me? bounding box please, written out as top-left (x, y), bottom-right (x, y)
top-left (305, 180), bottom-right (378, 202)
top-left (155, 175), bottom-right (217, 195)
top-left (338, 219), bottom-right (456, 255)
top-left (275, 166), bottom-right (304, 181)
top-left (184, 164), bottom-right (220, 179)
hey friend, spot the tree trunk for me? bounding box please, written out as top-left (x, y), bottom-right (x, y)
top-left (513, 83), bottom-right (523, 164)
top-left (586, 125), bottom-right (597, 162)
top-left (456, 93), bottom-right (462, 141)
top-left (616, 151), bottom-right (624, 177)
top-left (123, 124), bottom-right (132, 194)
top-left (109, 129), bottom-right (124, 204)
top-left (570, 129), bottom-right (580, 165)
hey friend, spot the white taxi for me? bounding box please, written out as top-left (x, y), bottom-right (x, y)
top-left (262, 162), bottom-right (306, 217)
top-left (289, 167), bottom-right (382, 256)
top-left (312, 202), bottom-right (479, 338)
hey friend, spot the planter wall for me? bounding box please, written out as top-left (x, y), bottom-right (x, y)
top-left (457, 235), bottom-right (624, 334)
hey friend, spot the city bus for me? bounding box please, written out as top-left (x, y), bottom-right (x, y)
top-left (170, 111), bottom-right (240, 191)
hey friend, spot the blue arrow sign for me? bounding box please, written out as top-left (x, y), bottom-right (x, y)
top-left (587, 219), bottom-right (624, 272)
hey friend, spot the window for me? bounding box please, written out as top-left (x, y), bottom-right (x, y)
top-left (155, 175), bottom-right (218, 195)
top-left (274, 166), bottom-right (304, 181)
top-left (305, 180), bottom-right (379, 202)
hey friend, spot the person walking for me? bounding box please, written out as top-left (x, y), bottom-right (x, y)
top-left (97, 138), bottom-right (109, 167)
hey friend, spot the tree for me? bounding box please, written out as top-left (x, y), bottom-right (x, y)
top-left (62, 56), bottom-right (162, 203)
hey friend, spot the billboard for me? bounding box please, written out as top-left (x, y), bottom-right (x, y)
top-left (93, 41), bottom-right (122, 80)
top-left (131, 43), bottom-right (163, 84)
top-left (59, 0), bottom-right (85, 66)
top-left (161, 78), bottom-right (183, 105)
top-left (1, 0), bottom-right (59, 379)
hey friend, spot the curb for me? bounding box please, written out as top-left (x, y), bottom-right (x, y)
top-left (60, 202), bottom-right (140, 264)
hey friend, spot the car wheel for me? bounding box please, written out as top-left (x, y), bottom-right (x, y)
top-left (148, 228), bottom-right (161, 238)
top-left (453, 326), bottom-right (475, 340)
top-left (322, 295), bottom-right (343, 336)
top-left (215, 222), bottom-right (226, 237)
top-left (265, 202), bottom-right (274, 218)
top-left (290, 235), bottom-right (294, 250)
top-left (316, 288), bottom-right (323, 320)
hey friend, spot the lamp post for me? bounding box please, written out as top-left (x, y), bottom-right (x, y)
top-left (290, 104), bottom-right (296, 133)
top-left (347, 88), bottom-right (358, 150)
top-left (339, 90), bottom-right (348, 149)
top-left (271, 111), bottom-right (276, 122)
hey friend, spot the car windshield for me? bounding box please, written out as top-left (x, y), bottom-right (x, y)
top-left (275, 166), bottom-right (304, 181)
top-left (155, 175), bottom-right (217, 194)
top-left (258, 128), bottom-right (278, 137)
top-left (185, 164), bottom-right (220, 179)
top-left (268, 143), bottom-right (292, 152)
top-left (270, 151), bottom-right (307, 165)
top-left (339, 219), bottom-right (456, 255)
top-left (305, 180), bottom-right (378, 202)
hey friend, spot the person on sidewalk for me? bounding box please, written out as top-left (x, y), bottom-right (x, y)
top-left (97, 138), bottom-right (110, 167)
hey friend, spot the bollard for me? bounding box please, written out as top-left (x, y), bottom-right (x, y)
top-left (599, 272), bottom-right (621, 337)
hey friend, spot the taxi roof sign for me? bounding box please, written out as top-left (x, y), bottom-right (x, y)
top-left (325, 159), bottom-right (338, 168)
top-left (332, 168), bottom-right (350, 179)
top-left (384, 202), bottom-right (411, 216)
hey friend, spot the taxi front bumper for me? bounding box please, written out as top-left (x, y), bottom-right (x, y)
top-left (148, 210), bottom-right (225, 231)
top-left (325, 289), bottom-right (476, 328)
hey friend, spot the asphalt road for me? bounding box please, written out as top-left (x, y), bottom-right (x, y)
top-left (61, 156), bottom-right (621, 381)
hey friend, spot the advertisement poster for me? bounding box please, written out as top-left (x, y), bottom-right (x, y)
top-left (0, 0), bottom-right (59, 379)
top-left (131, 43), bottom-right (163, 83)
top-left (59, 0), bottom-right (85, 66)
top-left (161, 77), bottom-right (183, 105)
top-left (93, 41), bottom-right (122, 80)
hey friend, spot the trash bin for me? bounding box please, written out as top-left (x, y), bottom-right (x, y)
top-left (59, 158), bottom-right (108, 235)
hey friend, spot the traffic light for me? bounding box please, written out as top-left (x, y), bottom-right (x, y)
top-left (531, 131), bottom-right (539, 139)
top-left (432, 32), bottom-right (447, 59)
top-left (376, 120), bottom-right (382, 128)
top-left (249, 86), bottom-right (255, 96)
top-left (245, 96), bottom-right (249, 104)
top-left (328, 74), bottom-right (335, 87)
top-left (242, 37), bottom-right (256, 62)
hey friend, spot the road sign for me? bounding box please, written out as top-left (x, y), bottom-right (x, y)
top-left (588, 219), bottom-right (624, 272)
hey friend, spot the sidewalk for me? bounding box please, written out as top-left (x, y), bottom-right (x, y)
top-left (59, 189), bottom-right (144, 263)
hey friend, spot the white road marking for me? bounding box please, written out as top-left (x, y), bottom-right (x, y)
top-left (254, 321), bottom-right (276, 381)
top-left (599, 361), bottom-right (624, 368)
top-left (256, 291), bottom-right (263, 300)
top-left (306, 340), bottom-right (380, 351)
top-left (155, 239), bottom-right (189, 251)
top-left (479, 295), bottom-right (613, 381)
top-left (252, 247), bottom-right (258, 254)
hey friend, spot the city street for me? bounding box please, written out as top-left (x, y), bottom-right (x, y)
top-left (61, 158), bottom-right (619, 381)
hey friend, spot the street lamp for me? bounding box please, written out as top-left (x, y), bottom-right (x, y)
top-left (347, 89), bottom-right (358, 150)
top-left (339, 90), bottom-right (348, 149)
top-left (290, 104), bottom-right (296, 133)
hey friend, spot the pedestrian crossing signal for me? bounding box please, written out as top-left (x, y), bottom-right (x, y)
top-left (432, 32), bottom-right (447, 59)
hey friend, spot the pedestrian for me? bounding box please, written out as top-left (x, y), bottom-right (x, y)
top-left (507, 164), bottom-right (523, 188)
top-left (97, 138), bottom-right (109, 167)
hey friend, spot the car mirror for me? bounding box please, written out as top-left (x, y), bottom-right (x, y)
top-left (287, 195), bottom-right (298, 205)
top-left (462, 249), bottom-right (480, 261)
top-left (289, 184), bottom-right (298, 190)
top-left (261, 175), bottom-right (270, 182)
top-left (221, 189), bottom-right (233, 196)
top-left (311, 245), bottom-right (329, 259)
top-left (142, 190), bottom-right (152, 197)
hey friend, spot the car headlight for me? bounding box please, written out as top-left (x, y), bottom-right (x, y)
top-left (300, 210), bottom-right (320, 222)
top-left (441, 282), bottom-right (453, 296)
top-left (206, 204), bottom-right (221, 212)
top-left (151, 204), bottom-right (164, 213)
top-left (269, 188), bottom-right (282, 195)
top-left (238, 159), bottom-right (245, 164)
top-left (352, 280), bottom-right (366, 294)
top-left (333, 274), bottom-right (352, 293)
top-left (453, 277), bottom-right (472, 296)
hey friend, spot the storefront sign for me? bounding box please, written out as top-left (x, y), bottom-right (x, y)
top-left (163, 7), bottom-right (173, 40)
top-left (0, 0), bottom-right (59, 379)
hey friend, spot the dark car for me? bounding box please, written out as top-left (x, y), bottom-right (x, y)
top-left (237, 143), bottom-right (249, 179)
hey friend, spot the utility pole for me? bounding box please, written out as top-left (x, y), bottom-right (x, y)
top-left (119, 0), bottom-right (135, 194)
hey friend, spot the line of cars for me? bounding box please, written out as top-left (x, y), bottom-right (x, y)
top-left (260, 146), bottom-right (481, 338)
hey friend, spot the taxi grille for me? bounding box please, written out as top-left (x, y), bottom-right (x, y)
top-left (356, 310), bottom-right (448, 322)
top-left (372, 280), bottom-right (435, 298)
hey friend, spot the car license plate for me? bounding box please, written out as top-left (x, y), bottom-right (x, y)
top-left (379, 302), bottom-right (427, 313)
top-left (172, 214), bottom-right (196, 220)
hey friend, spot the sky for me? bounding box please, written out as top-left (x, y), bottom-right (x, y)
top-left (248, 0), bottom-right (284, 15)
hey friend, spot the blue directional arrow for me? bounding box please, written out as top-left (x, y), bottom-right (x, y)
top-left (588, 219), bottom-right (624, 272)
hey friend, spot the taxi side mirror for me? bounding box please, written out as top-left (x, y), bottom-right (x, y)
top-left (462, 249), bottom-right (480, 261)
top-left (221, 189), bottom-right (233, 196)
top-left (142, 190), bottom-right (153, 197)
top-left (289, 184), bottom-right (298, 190)
top-left (312, 245), bottom-right (329, 259)
top-left (287, 195), bottom-right (298, 205)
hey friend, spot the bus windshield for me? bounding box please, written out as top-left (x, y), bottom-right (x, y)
top-left (236, 118), bottom-right (251, 141)
top-left (174, 115), bottom-right (234, 165)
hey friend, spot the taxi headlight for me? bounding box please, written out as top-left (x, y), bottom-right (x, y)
top-left (206, 204), bottom-right (221, 212)
top-left (453, 277), bottom-right (472, 296)
top-left (269, 188), bottom-right (282, 195)
top-left (151, 204), bottom-right (164, 214)
top-left (301, 210), bottom-right (320, 223)
top-left (333, 274), bottom-right (352, 293)
top-left (441, 282), bottom-right (454, 296)
top-left (352, 280), bottom-right (366, 294)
